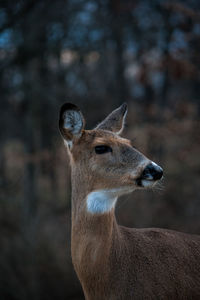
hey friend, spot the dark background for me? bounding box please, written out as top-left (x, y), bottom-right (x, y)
top-left (0, 0), bottom-right (200, 299)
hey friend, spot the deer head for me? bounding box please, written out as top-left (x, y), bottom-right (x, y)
top-left (59, 103), bottom-right (163, 214)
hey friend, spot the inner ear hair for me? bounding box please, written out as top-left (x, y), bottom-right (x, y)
top-left (59, 103), bottom-right (85, 143)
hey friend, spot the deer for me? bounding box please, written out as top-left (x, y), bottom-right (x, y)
top-left (59, 102), bottom-right (200, 300)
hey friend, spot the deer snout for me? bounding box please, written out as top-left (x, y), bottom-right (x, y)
top-left (142, 163), bottom-right (163, 181)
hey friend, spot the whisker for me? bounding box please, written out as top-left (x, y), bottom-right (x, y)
top-left (117, 196), bottom-right (130, 210)
top-left (152, 178), bottom-right (165, 194)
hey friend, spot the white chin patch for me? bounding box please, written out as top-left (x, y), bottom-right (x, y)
top-left (141, 179), bottom-right (155, 188)
top-left (86, 187), bottom-right (133, 214)
top-left (87, 190), bottom-right (117, 214)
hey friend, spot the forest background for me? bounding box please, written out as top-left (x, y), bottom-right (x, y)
top-left (0, 0), bottom-right (200, 299)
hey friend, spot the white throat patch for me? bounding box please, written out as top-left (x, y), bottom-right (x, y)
top-left (86, 187), bottom-right (133, 214)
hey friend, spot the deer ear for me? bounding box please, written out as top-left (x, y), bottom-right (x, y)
top-left (95, 103), bottom-right (127, 134)
top-left (59, 103), bottom-right (85, 149)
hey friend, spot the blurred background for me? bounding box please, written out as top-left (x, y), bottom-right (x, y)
top-left (0, 0), bottom-right (200, 299)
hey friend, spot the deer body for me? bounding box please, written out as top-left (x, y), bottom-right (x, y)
top-left (59, 103), bottom-right (200, 299)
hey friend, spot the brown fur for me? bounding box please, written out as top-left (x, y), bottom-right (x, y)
top-left (59, 103), bottom-right (200, 299)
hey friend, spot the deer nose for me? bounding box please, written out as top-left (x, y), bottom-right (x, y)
top-left (142, 163), bottom-right (163, 181)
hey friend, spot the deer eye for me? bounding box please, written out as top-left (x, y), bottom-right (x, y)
top-left (95, 145), bottom-right (112, 154)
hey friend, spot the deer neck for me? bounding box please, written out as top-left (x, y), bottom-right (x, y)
top-left (70, 165), bottom-right (118, 218)
top-left (70, 167), bottom-right (119, 275)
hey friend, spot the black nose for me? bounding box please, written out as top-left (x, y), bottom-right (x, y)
top-left (142, 163), bottom-right (163, 181)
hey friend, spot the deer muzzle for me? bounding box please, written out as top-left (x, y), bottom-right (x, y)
top-left (136, 162), bottom-right (163, 187)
